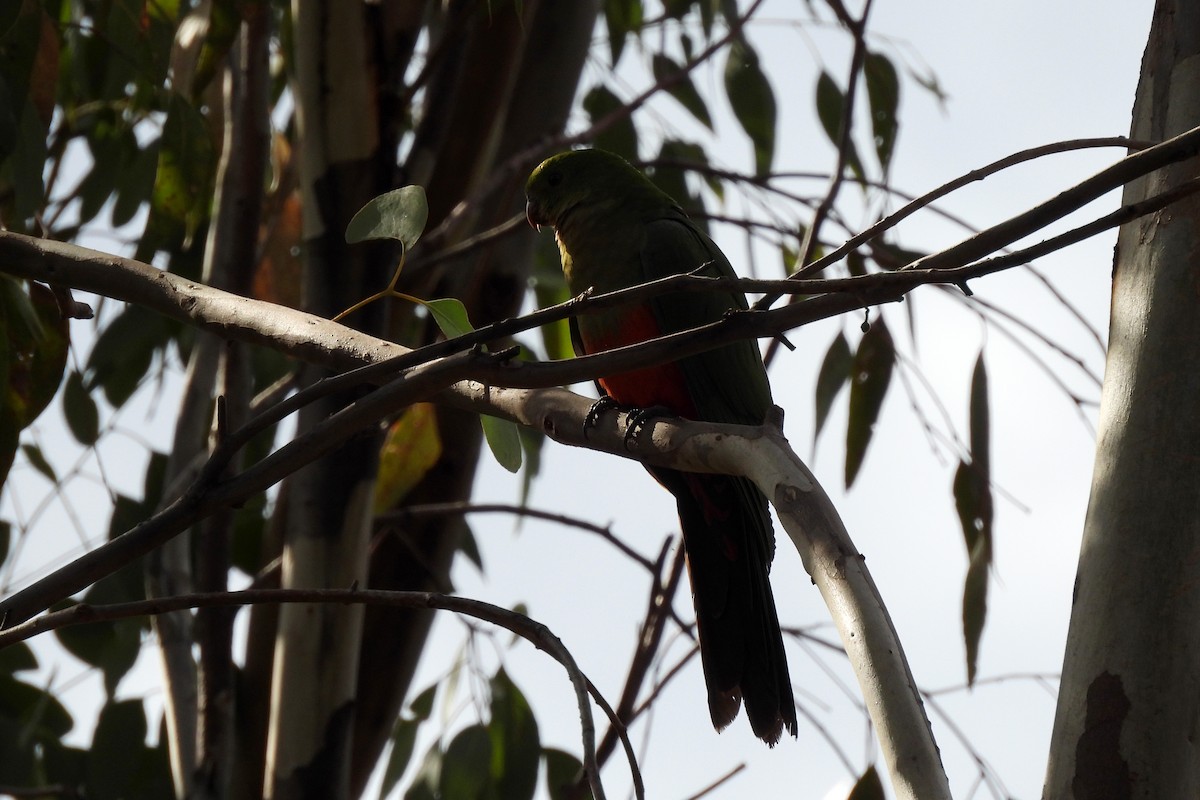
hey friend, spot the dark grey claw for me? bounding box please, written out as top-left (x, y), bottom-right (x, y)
top-left (584, 395), bottom-right (621, 437)
top-left (623, 405), bottom-right (674, 450)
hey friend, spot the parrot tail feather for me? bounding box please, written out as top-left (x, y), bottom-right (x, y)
top-left (657, 468), bottom-right (799, 746)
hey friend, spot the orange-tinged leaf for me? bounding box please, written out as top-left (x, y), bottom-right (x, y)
top-left (254, 189), bottom-right (304, 308)
top-left (374, 403), bottom-right (442, 513)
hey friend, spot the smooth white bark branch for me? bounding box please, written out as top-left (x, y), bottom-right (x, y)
top-left (0, 229), bottom-right (949, 797)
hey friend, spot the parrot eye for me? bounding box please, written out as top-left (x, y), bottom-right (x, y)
top-left (546, 169), bottom-right (563, 187)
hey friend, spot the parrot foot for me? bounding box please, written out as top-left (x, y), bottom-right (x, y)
top-left (623, 405), bottom-right (674, 450)
top-left (583, 395), bottom-right (621, 437)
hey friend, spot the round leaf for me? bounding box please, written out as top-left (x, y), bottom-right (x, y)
top-left (439, 725), bottom-right (493, 800)
top-left (345, 185), bottom-right (429, 249)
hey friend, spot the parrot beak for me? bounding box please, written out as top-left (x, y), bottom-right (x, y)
top-left (525, 200), bottom-right (545, 231)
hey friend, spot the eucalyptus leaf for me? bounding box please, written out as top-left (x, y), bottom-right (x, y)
top-left (864, 52), bottom-right (900, 173)
top-left (422, 297), bottom-right (473, 339)
top-left (346, 185), bottom-right (429, 249)
top-left (846, 765), bottom-right (885, 800)
top-left (725, 36), bottom-right (776, 174)
top-left (652, 54), bottom-right (712, 129)
top-left (845, 319), bottom-right (894, 487)
top-left (439, 725), bottom-right (492, 800)
top-left (63, 371), bottom-right (99, 445)
top-left (544, 748), bottom-right (588, 800)
top-left (489, 669), bottom-right (540, 800)
top-left (481, 414), bottom-right (523, 473)
top-left (378, 716), bottom-right (422, 800)
top-left (814, 331), bottom-right (853, 449)
top-left (582, 84), bottom-right (638, 159)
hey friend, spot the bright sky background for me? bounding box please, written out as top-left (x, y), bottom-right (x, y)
top-left (1, 1), bottom-right (1156, 799)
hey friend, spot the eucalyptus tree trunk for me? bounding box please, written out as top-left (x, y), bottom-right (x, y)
top-left (1043, 1), bottom-right (1200, 795)
top-left (247, 3), bottom-right (598, 799)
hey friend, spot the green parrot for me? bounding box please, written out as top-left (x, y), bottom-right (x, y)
top-left (525, 148), bottom-right (797, 745)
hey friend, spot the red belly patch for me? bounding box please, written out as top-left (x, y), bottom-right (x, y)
top-left (580, 306), bottom-right (699, 418)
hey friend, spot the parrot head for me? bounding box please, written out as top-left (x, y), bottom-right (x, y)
top-left (525, 148), bottom-right (669, 231)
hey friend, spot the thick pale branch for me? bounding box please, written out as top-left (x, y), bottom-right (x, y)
top-left (531, 400), bottom-right (951, 800)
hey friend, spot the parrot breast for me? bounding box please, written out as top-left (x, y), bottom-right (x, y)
top-left (577, 305), bottom-right (698, 418)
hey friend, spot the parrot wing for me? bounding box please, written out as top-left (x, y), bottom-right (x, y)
top-left (637, 212), bottom-right (772, 427)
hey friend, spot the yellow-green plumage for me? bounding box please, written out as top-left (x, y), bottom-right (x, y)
top-left (526, 149), bottom-right (797, 745)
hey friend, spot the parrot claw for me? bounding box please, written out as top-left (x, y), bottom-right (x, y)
top-left (584, 395), bottom-right (622, 437)
top-left (624, 405), bottom-right (674, 450)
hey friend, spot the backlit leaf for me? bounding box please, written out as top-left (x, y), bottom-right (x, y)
top-left (845, 318), bottom-right (894, 488)
top-left (20, 444), bottom-right (55, 483)
top-left (146, 93), bottom-right (214, 249)
top-left (846, 765), bottom-right (885, 800)
top-left (374, 403), bottom-right (443, 512)
top-left (422, 297), bottom-right (473, 339)
top-left (954, 353), bottom-right (993, 684)
top-left (346, 185), bottom-right (429, 249)
top-left (582, 85), bottom-right (638, 160)
top-left (489, 669), bottom-right (539, 800)
top-left (378, 716), bottom-right (422, 800)
top-left (864, 52), bottom-right (900, 173)
top-left (814, 330), bottom-right (852, 448)
top-left (0, 674), bottom-right (73, 740)
top-left (112, 138), bottom-right (160, 228)
top-left (652, 54), bottom-right (712, 129)
top-left (0, 637), bottom-right (35, 675)
top-left (86, 699), bottom-right (147, 800)
top-left (815, 71), bottom-right (864, 182)
top-left (544, 748), bottom-right (588, 800)
top-left (409, 682), bottom-right (438, 721)
top-left (403, 742), bottom-right (441, 800)
top-left (439, 725), bottom-right (492, 800)
top-left (603, 0), bottom-right (642, 66)
top-left (85, 304), bottom-right (171, 407)
top-left (481, 414), bottom-right (522, 473)
top-left (63, 371), bottom-right (99, 445)
top-left (725, 36), bottom-right (776, 174)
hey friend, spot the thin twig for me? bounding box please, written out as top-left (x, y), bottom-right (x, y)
top-left (421, 0), bottom-right (769, 249)
top-left (0, 350), bottom-right (493, 627)
top-left (0, 587), bottom-right (626, 800)
top-left (681, 763), bottom-right (747, 800)
top-left (377, 502), bottom-right (656, 572)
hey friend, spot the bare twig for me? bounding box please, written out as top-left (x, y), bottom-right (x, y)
top-left (377, 502), bottom-right (657, 572)
top-left (681, 763), bottom-right (747, 800)
top-left (0, 587), bottom-right (625, 800)
top-left (0, 350), bottom-right (493, 627)
top-left (421, 0), bottom-right (769, 249)
top-left (591, 540), bottom-right (687, 767)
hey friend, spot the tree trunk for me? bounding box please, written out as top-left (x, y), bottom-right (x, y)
top-left (1043, 1), bottom-right (1200, 796)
